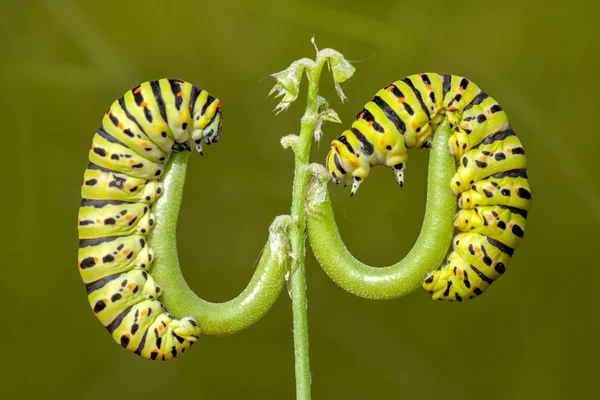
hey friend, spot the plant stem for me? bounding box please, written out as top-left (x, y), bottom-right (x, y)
top-left (306, 120), bottom-right (456, 299)
top-left (289, 60), bottom-right (326, 400)
top-left (149, 150), bottom-right (291, 336)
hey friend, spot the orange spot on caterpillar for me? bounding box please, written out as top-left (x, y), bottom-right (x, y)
top-left (175, 81), bottom-right (182, 85)
top-left (141, 309), bottom-right (148, 317)
top-left (118, 122), bottom-right (124, 129)
top-left (486, 214), bottom-right (493, 221)
top-left (474, 246), bottom-right (481, 253)
top-left (177, 92), bottom-right (183, 97)
top-left (359, 112), bottom-right (365, 119)
top-left (96, 219), bottom-right (100, 223)
top-left (141, 101), bottom-right (148, 108)
top-left (386, 85), bottom-right (394, 92)
top-left (426, 85), bottom-right (432, 90)
top-left (129, 159), bottom-right (136, 164)
top-left (411, 122), bottom-right (419, 129)
top-left (107, 110), bottom-right (112, 116)
top-left (487, 185), bottom-right (495, 191)
top-left (368, 120), bottom-right (374, 126)
top-left (134, 87), bottom-right (142, 94)
top-left (397, 97), bottom-right (405, 103)
top-left (125, 214), bottom-right (133, 221)
top-left (217, 103), bottom-right (222, 110)
top-left (348, 159), bottom-right (358, 167)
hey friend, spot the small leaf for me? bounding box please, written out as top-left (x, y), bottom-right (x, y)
top-left (281, 134), bottom-right (299, 149)
top-left (269, 58), bottom-right (315, 113)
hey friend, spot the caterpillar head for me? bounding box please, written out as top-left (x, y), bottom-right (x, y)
top-left (192, 100), bottom-right (223, 155)
top-left (327, 135), bottom-right (370, 196)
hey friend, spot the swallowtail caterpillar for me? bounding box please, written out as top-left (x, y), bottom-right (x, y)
top-left (326, 73), bottom-right (531, 301)
top-left (78, 79), bottom-right (223, 360)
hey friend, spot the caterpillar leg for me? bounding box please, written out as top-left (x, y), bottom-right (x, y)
top-left (393, 163), bottom-right (405, 188)
top-left (350, 176), bottom-right (363, 197)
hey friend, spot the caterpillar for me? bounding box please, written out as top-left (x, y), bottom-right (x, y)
top-left (326, 73), bottom-right (530, 301)
top-left (77, 79), bottom-right (223, 360)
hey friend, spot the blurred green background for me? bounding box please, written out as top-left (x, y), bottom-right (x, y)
top-left (3, 0), bottom-right (599, 398)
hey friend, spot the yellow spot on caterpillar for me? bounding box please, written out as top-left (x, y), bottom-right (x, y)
top-left (96, 219), bottom-right (100, 223)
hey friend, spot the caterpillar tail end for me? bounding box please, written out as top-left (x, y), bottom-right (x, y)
top-left (423, 268), bottom-right (463, 302)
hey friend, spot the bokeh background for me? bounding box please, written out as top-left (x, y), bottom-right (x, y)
top-left (4, 0), bottom-right (599, 398)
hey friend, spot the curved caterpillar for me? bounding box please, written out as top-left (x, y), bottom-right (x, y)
top-left (77, 79), bottom-right (223, 360)
top-left (326, 73), bottom-right (530, 301)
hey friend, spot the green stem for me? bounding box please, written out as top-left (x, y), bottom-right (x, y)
top-left (149, 151), bottom-right (291, 336)
top-left (306, 120), bottom-right (456, 299)
top-left (289, 60), bottom-right (327, 400)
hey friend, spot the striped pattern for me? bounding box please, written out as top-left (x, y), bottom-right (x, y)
top-left (326, 73), bottom-right (530, 301)
top-left (78, 79), bottom-right (223, 359)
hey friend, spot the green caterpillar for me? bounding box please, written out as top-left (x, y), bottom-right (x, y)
top-left (77, 79), bottom-right (223, 360)
top-left (326, 73), bottom-right (531, 301)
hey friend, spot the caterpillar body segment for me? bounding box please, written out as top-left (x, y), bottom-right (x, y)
top-left (78, 79), bottom-right (223, 359)
top-left (326, 73), bottom-right (530, 300)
